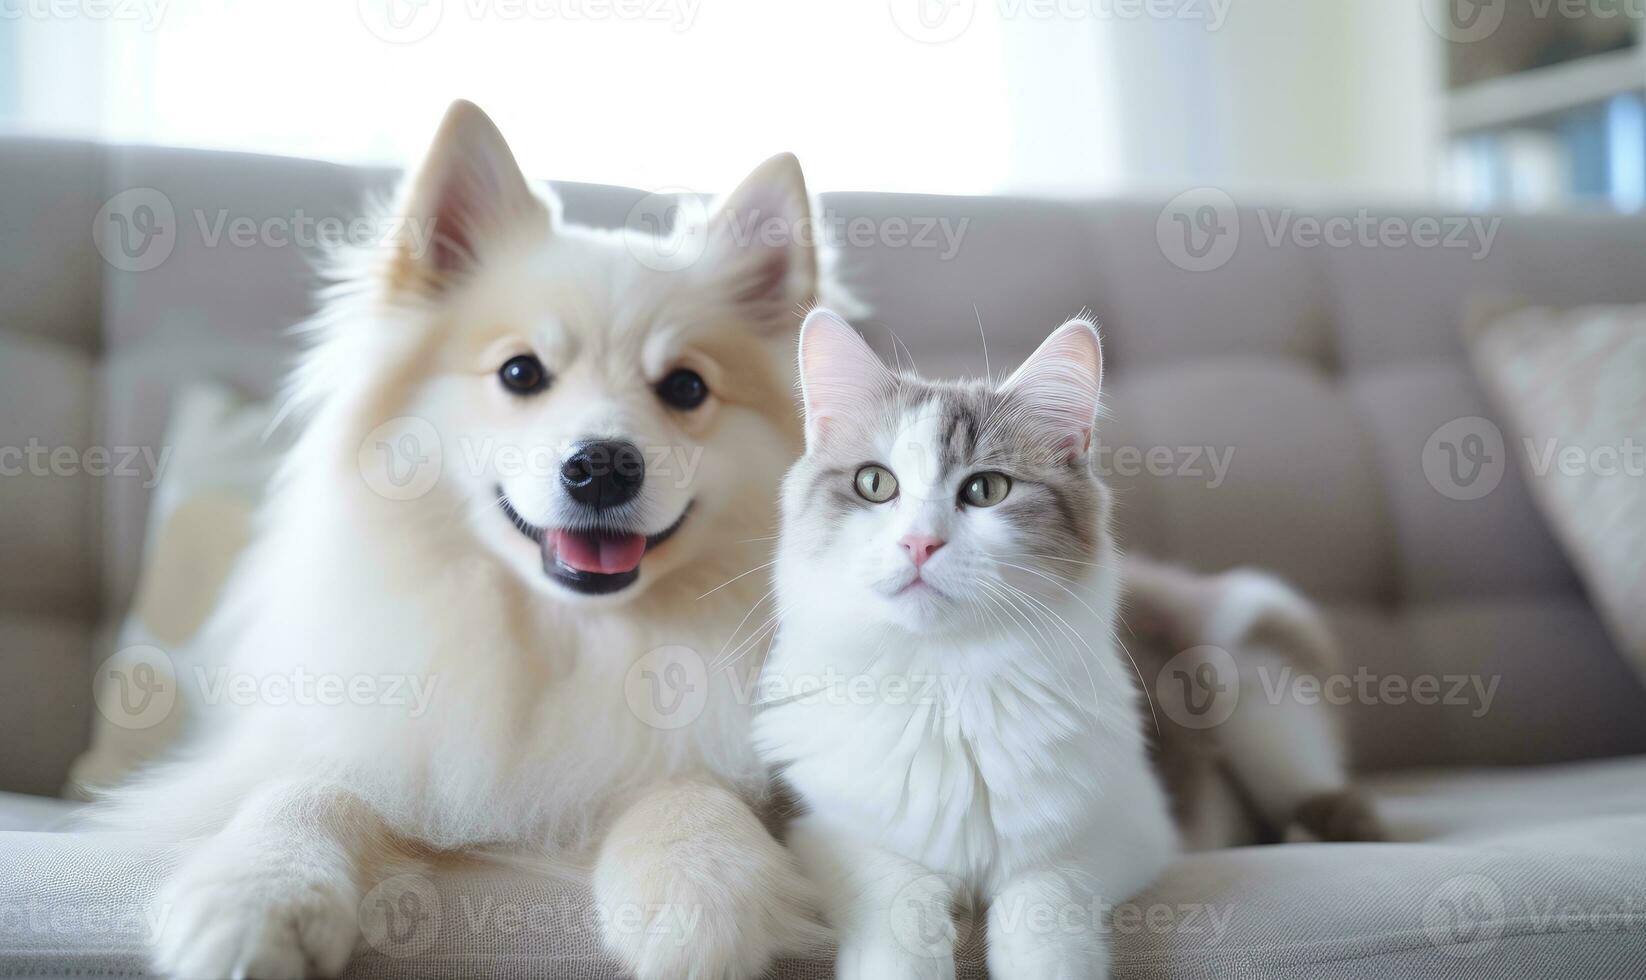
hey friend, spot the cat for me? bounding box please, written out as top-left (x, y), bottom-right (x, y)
top-left (1120, 554), bottom-right (1383, 851)
top-left (753, 308), bottom-right (1174, 979)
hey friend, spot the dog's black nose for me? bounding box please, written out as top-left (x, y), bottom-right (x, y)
top-left (560, 440), bottom-right (645, 510)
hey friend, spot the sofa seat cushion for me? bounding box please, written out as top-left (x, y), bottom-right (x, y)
top-left (0, 616), bottom-right (96, 798)
top-left (4, 757), bottom-right (1646, 978)
top-left (1366, 755), bottom-right (1646, 843)
top-left (0, 791), bottom-right (79, 832)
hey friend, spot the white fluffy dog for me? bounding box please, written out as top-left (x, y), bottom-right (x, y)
top-left (103, 101), bottom-right (828, 979)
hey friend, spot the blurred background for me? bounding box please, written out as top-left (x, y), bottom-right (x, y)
top-left (6, 4), bottom-right (1646, 977)
top-left (3, 0), bottom-right (1644, 209)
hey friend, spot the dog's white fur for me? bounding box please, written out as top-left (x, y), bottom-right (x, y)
top-left (97, 101), bottom-right (830, 979)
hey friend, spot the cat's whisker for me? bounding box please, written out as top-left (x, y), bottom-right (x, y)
top-left (886, 326), bottom-right (920, 376)
top-left (992, 561), bottom-right (1104, 613)
top-left (992, 561), bottom-right (1088, 590)
top-left (996, 551), bottom-right (1118, 571)
top-left (974, 304), bottom-right (992, 384)
top-left (711, 585), bottom-right (778, 668)
top-left (977, 580), bottom-right (1087, 709)
top-left (697, 559), bottom-right (778, 601)
top-left (712, 611), bottom-right (782, 673)
top-left (986, 579), bottom-right (1105, 713)
top-left (992, 566), bottom-right (1163, 737)
top-left (974, 587), bottom-right (1052, 690)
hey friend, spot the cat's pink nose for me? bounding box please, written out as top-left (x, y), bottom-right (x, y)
top-left (899, 534), bottom-right (946, 569)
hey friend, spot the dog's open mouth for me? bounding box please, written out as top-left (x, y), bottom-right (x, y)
top-left (496, 489), bottom-right (691, 595)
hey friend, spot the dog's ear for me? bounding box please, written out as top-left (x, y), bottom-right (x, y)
top-left (696, 153), bottom-right (818, 318)
top-left (798, 308), bottom-right (892, 448)
top-left (389, 100), bottom-right (551, 295)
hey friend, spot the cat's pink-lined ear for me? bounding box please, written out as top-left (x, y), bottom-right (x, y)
top-left (698, 153), bottom-right (818, 315)
top-left (391, 100), bottom-right (552, 294)
top-left (999, 317), bottom-right (1103, 462)
top-left (798, 308), bottom-right (893, 448)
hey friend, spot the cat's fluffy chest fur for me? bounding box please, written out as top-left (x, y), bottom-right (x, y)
top-left (756, 562), bottom-right (1175, 897)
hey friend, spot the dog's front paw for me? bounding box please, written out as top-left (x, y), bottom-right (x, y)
top-left (595, 783), bottom-right (825, 980)
top-left (152, 841), bottom-right (360, 979)
top-left (595, 836), bottom-right (821, 980)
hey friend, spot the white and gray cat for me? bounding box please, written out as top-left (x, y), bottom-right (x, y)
top-left (754, 309), bottom-right (1377, 979)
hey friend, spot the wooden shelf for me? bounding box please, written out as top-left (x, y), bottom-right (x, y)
top-left (1446, 47), bottom-right (1645, 132)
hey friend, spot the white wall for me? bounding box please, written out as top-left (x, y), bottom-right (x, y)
top-left (6, 0), bottom-right (1443, 203)
top-left (1079, 0), bottom-right (1443, 204)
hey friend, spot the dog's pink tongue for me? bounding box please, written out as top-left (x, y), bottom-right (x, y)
top-left (552, 530), bottom-right (646, 575)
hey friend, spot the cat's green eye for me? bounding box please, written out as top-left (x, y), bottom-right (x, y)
top-left (854, 465), bottom-right (899, 503)
top-left (961, 472), bottom-right (1011, 508)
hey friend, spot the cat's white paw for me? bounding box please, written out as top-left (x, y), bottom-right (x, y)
top-left (152, 842), bottom-right (360, 979)
top-left (985, 936), bottom-right (1108, 980)
top-left (834, 871), bottom-right (957, 980)
top-left (986, 873), bottom-right (1109, 980)
top-left (836, 939), bottom-right (957, 980)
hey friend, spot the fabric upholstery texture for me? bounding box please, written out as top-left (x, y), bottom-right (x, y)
top-left (1467, 302), bottom-right (1646, 683)
top-left (6, 763), bottom-right (1646, 978)
top-left (4, 137), bottom-right (1646, 976)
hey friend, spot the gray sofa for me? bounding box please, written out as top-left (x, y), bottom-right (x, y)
top-left (4, 136), bottom-right (1646, 978)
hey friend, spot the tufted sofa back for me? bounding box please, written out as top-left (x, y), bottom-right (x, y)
top-left (3, 137), bottom-right (1646, 795)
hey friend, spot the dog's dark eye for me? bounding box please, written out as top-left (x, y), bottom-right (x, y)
top-left (499, 354), bottom-right (549, 396)
top-left (657, 368), bottom-right (709, 410)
